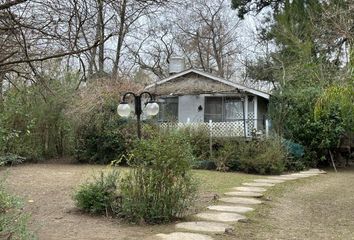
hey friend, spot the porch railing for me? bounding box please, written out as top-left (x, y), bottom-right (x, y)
top-left (159, 119), bottom-right (270, 138)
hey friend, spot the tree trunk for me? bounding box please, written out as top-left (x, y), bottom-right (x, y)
top-left (0, 73), bottom-right (3, 103)
top-left (112, 0), bottom-right (127, 77)
top-left (85, 26), bottom-right (99, 77)
top-left (98, 0), bottom-right (105, 74)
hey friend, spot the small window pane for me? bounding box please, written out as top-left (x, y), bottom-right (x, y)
top-left (205, 97), bottom-right (223, 122)
top-left (158, 97), bottom-right (178, 122)
top-left (224, 97), bottom-right (243, 121)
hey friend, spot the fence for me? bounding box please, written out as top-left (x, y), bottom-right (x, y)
top-left (159, 119), bottom-right (270, 138)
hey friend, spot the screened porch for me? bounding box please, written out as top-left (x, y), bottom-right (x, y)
top-left (157, 94), bottom-right (269, 137)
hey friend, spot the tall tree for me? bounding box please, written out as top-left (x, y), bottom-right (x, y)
top-left (233, 0), bottom-right (353, 165)
top-left (132, 0), bottom-right (242, 79)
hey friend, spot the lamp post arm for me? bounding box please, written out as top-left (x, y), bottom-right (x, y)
top-left (119, 91), bottom-right (157, 140)
top-left (121, 92), bottom-right (137, 103)
top-left (139, 91), bottom-right (154, 102)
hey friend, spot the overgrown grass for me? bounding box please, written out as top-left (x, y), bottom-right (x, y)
top-left (0, 175), bottom-right (36, 240)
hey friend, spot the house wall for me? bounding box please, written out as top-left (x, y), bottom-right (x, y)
top-left (178, 95), bottom-right (204, 123)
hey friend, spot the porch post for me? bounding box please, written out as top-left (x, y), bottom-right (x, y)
top-left (265, 119), bottom-right (269, 137)
top-left (209, 120), bottom-right (213, 159)
top-left (254, 96), bottom-right (258, 130)
top-left (245, 95), bottom-right (248, 136)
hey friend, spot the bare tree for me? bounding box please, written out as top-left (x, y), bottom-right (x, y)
top-left (175, 0), bottom-right (241, 79)
top-left (109, 0), bottom-right (168, 77)
top-left (130, 0), bottom-right (242, 80)
top-left (0, 0), bottom-right (114, 87)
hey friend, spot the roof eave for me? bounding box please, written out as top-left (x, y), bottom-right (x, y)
top-left (145, 69), bottom-right (270, 100)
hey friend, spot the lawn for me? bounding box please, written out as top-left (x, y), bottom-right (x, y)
top-left (3, 164), bottom-right (352, 240)
top-left (194, 170), bottom-right (261, 194)
top-left (1, 164), bottom-right (260, 240)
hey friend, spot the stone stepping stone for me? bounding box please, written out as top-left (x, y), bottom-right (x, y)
top-left (207, 205), bottom-right (254, 213)
top-left (301, 168), bottom-right (326, 174)
top-left (156, 232), bottom-right (214, 240)
top-left (254, 179), bottom-right (285, 184)
top-left (297, 172), bottom-right (320, 176)
top-left (243, 182), bottom-right (275, 187)
top-left (280, 174), bottom-right (303, 179)
top-left (300, 171), bottom-right (321, 175)
top-left (232, 186), bottom-right (267, 192)
top-left (219, 197), bottom-right (262, 205)
top-left (290, 173), bottom-right (317, 178)
top-left (175, 221), bottom-right (232, 233)
top-left (224, 191), bottom-right (263, 198)
top-left (195, 212), bottom-right (246, 222)
top-left (267, 176), bottom-right (298, 181)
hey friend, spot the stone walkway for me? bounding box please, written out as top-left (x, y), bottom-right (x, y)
top-left (153, 169), bottom-right (326, 240)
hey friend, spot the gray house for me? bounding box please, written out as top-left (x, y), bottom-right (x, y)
top-left (145, 59), bottom-right (270, 137)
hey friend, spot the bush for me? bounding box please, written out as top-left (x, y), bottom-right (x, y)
top-left (211, 138), bottom-right (286, 175)
top-left (0, 75), bottom-right (76, 161)
top-left (73, 170), bottom-right (121, 215)
top-left (0, 177), bottom-right (36, 240)
top-left (236, 138), bottom-right (286, 175)
top-left (74, 99), bottom-right (127, 164)
top-left (213, 139), bottom-right (238, 171)
top-left (193, 160), bottom-right (216, 170)
top-left (283, 140), bottom-right (307, 171)
top-left (0, 154), bottom-right (26, 166)
top-left (120, 132), bottom-right (197, 223)
top-left (178, 127), bottom-right (210, 161)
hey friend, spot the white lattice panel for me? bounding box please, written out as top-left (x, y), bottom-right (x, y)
top-left (247, 113), bottom-right (255, 133)
top-left (160, 121), bottom-right (252, 137)
top-left (211, 121), bottom-right (244, 137)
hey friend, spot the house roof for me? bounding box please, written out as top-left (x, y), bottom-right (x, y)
top-left (145, 68), bottom-right (270, 100)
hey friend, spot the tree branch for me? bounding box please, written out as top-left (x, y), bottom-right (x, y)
top-left (0, 0), bottom-right (27, 10)
top-left (0, 34), bottom-right (114, 67)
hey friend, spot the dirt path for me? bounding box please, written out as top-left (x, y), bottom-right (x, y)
top-left (2, 164), bottom-right (174, 240)
top-left (233, 167), bottom-right (354, 240)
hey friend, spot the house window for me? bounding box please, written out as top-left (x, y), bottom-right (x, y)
top-left (158, 97), bottom-right (178, 122)
top-left (204, 97), bottom-right (222, 122)
top-left (224, 97), bottom-right (243, 121)
top-left (204, 96), bottom-right (244, 122)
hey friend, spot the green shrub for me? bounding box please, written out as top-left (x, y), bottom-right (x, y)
top-left (178, 127), bottom-right (210, 161)
top-left (0, 74), bottom-right (76, 161)
top-left (283, 140), bottom-right (306, 171)
top-left (211, 138), bottom-right (286, 175)
top-left (74, 100), bottom-right (127, 164)
top-left (193, 160), bottom-right (216, 170)
top-left (0, 154), bottom-right (26, 166)
top-left (120, 132), bottom-right (197, 223)
top-left (73, 170), bottom-right (121, 215)
top-left (236, 138), bottom-right (286, 175)
top-left (213, 139), bottom-right (238, 171)
top-left (0, 176), bottom-right (36, 240)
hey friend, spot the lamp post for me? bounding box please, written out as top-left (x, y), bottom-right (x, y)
top-left (117, 91), bottom-right (159, 139)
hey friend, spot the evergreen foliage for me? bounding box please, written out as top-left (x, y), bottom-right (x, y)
top-left (73, 170), bottom-right (121, 215)
top-left (0, 73), bottom-right (77, 160)
top-left (74, 99), bottom-right (127, 164)
top-left (234, 0), bottom-right (354, 166)
top-left (120, 132), bottom-right (197, 223)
